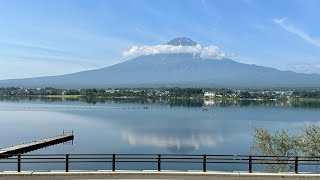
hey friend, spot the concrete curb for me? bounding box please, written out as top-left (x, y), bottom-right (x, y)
top-left (0, 171), bottom-right (320, 177)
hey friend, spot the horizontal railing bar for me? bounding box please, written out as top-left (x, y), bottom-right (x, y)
top-left (0, 161), bottom-right (249, 164)
top-left (116, 154), bottom-right (204, 156)
top-left (69, 154), bottom-right (121, 156)
top-left (3, 153), bottom-right (320, 158)
top-left (200, 158), bottom-right (249, 161)
top-left (100, 157), bottom-right (156, 160)
top-left (0, 161), bottom-right (67, 163)
top-left (0, 161), bottom-right (113, 163)
top-left (294, 159), bottom-right (320, 161)
top-left (251, 159), bottom-right (297, 162)
top-left (298, 163), bottom-right (320, 165)
top-left (205, 155), bottom-right (249, 157)
top-left (252, 162), bottom-right (295, 165)
top-left (18, 158), bottom-right (68, 160)
top-left (155, 161), bottom-right (203, 163)
top-left (156, 157), bottom-right (203, 160)
top-left (251, 155), bottom-right (320, 158)
top-left (205, 161), bottom-right (253, 164)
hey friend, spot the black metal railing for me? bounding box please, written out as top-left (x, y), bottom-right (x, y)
top-left (1, 154), bottom-right (320, 173)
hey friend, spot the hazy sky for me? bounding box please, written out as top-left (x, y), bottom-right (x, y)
top-left (0, 0), bottom-right (319, 80)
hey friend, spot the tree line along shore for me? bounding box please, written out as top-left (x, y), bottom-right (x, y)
top-left (1, 87), bottom-right (320, 100)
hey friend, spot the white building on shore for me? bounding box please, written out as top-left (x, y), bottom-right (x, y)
top-left (204, 91), bottom-right (216, 98)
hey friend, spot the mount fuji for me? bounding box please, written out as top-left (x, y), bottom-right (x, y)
top-left (1, 37), bottom-right (320, 88)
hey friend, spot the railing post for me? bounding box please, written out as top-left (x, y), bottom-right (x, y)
top-left (65, 154), bottom-right (69, 172)
top-left (203, 154), bottom-right (207, 172)
top-left (17, 154), bottom-right (21, 172)
top-left (157, 154), bottom-right (161, 171)
top-left (112, 154), bottom-right (116, 171)
top-left (295, 156), bottom-right (298, 174)
top-left (249, 155), bottom-right (252, 173)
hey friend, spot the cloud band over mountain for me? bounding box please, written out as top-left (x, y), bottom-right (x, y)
top-left (123, 44), bottom-right (225, 60)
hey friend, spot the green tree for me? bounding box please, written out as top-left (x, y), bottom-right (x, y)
top-left (251, 124), bottom-right (320, 172)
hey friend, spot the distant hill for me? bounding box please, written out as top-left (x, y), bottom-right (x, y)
top-left (1, 37), bottom-right (320, 88)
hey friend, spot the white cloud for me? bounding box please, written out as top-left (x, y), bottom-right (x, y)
top-left (122, 44), bottom-right (225, 60)
top-left (274, 18), bottom-right (320, 48)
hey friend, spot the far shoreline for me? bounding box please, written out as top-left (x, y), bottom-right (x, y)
top-left (1, 94), bottom-right (320, 102)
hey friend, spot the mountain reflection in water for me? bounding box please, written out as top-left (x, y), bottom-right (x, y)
top-left (122, 129), bottom-right (224, 153)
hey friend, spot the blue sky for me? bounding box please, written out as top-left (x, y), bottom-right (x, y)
top-left (0, 0), bottom-right (319, 80)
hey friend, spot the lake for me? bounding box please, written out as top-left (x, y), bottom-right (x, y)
top-left (1, 97), bottom-right (320, 171)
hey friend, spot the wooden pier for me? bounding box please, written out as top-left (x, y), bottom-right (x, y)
top-left (0, 134), bottom-right (74, 157)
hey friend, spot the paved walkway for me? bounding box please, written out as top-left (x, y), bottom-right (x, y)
top-left (1, 171), bottom-right (320, 180)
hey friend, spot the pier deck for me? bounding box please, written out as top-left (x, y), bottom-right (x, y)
top-left (0, 134), bottom-right (74, 157)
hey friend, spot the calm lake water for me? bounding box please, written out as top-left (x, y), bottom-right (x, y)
top-left (1, 97), bottom-right (320, 171)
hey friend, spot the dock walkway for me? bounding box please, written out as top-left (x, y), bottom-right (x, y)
top-left (0, 134), bottom-right (74, 157)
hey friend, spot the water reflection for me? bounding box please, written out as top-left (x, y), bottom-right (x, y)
top-left (1, 97), bottom-right (320, 155)
top-left (122, 129), bottom-right (224, 153)
top-left (1, 96), bottom-right (320, 109)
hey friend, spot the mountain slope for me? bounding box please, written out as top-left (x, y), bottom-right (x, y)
top-left (1, 53), bottom-right (320, 88)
